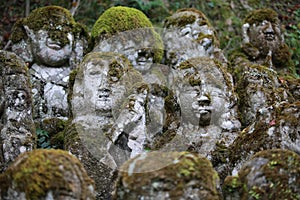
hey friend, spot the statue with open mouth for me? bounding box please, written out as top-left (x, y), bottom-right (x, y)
top-left (10, 6), bottom-right (89, 125)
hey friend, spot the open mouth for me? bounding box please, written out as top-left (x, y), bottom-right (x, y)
top-left (264, 32), bottom-right (275, 41)
top-left (46, 40), bottom-right (63, 50)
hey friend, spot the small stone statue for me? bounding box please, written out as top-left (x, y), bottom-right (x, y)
top-left (0, 50), bottom-right (35, 172)
top-left (91, 6), bottom-right (165, 85)
top-left (153, 57), bottom-right (241, 159)
top-left (65, 51), bottom-right (144, 199)
top-left (223, 149), bottom-right (300, 200)
top-left (10, 6), bottom-right (89, 124)
top-left (113, 151), bottom-right (221, 199)
top-left (162, 8), bottom-right (226, 69)
top-left (230, 8), bottom-right (296, 77)
top-left (0, 149), bottom-right (95, 199)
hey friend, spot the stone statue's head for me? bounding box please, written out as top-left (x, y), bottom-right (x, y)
top-left (163, 8), bottom-right (219, 67)
top-left (10, 6), bottom-right (89, 67)
top-left (0, 149), bottom-right (95, 199)
top-left (173, 57), bottom-right (239, 130)
top-left (114, 151), bottom-right (221, 199)
top-left (91, 6), bottom-right (163, 73)
top-left (72, 51), bottom-right (143, 119)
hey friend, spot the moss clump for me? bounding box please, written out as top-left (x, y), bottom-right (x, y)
top-left (244, 8), bottom-right (279, 25)
top-left (0, 149), bottom-right (95, 199)
top-left (91, 6), bottom-right (163, 63)
top-left (91, 6), bottom-right (153, 41)
top-left (164, 8), bottom-right (210, 28)
top-left (115, 151), bottom-right (221, 199)
top-left (0, 50), bottom-right (29, 75)
top-left (10, 6), bottom-right (86, 47)
top-left (239, 149), bottom-right (300, 200)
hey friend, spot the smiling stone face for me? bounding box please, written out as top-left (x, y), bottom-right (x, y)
top-left (163, 8), bottom-right (217, 68)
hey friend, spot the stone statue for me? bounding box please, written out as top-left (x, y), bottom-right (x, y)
top-left (10, 6), bottom-right (89, 125)
top-left (0, 50), bottom-right (35, 172)
top-left (162, 8), bottom-right (227, 69)
top-left (0, 149), bottom-right (95, 199)
top-left (221, 101), bottom-right (300, 178)
top-left (65, 51), bottom-right (144, 199)
top-left (153, 57), bottom-right (241, 160)
top-left (223, 149), bottom-right (300, 200)
top-left (230, 8), bottom-right (296, 77)
top-left (113, 151), bottom-right (221, 199)
top-left (91, 6), bottom-right (165, 85)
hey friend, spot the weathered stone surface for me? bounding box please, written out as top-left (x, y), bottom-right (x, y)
top-left (66, 51), bottom-right (145, 199)
top-left (230, 8), bottom-right (296, 77)
top-left (153, 57), bottom-right (241, 160)
top-left (223, 149), bottom-right (300, 200)
top-left (91, 6), bottom-right (164, 85)
top-left (10, 6), bottom-right (89, 124)
top-left (162, 8), bottom-right (226, 69)
top-left (0, 149), bottom-right (95, 200)
top-left (213, 101), bottom-right (300, 182)
top-left (0, 50), bottom-right (35, 172)
top-left (113, 151), bottom-right (221, 200)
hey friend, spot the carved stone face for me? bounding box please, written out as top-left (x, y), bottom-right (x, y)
top-left (163, 10), bottom-right (215, 67)
top-left (72, 53), bottom-right (129, 118)
top-left (174, 58), bottom-right (232, 128)
top-left (178, 78), bottom-right (229, 127)
top-left (246, 20), bottom-right (282, 56)
top-left (93, 29), bottom-right (156, 73)
top-left (30, 29), bottom-right (73, 67)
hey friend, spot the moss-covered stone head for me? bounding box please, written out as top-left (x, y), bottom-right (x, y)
top-left (10, 6), bottom-right (89, 67)
top-left (91, 6), bottom-right (163, 72)
top-left (224, 149), bottom-right (300, 200)
top-left (162, 8), bottom-right (219, 67)
top-left (114, 151), bottom-right (221, 199)
top-left (0, 149), bottom-right (95, 199)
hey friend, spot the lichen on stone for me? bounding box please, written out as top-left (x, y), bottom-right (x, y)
top-left (0, 149), bottom-right (95, 199)
top-left (114, 151), bottom-right (221, 199)
top-left (10, 6), bottom-right (85, 47)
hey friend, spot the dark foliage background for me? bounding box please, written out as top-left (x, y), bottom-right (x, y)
top-left (1, 0), bottom-right (299, 72)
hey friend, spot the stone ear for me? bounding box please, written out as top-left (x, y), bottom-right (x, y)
top-left (23, 25), bottom-right (35, 41)
top-left (242, 23), bottom-right (250, 43)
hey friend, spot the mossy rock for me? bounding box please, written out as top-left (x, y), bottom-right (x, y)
top-left (0, 149), bottom-right (95, 199)
top-left (91, 6), bottom-right (153, 41)
top-left (114, 151), bottom-right (221, 199)
top-left (224, 149), bottom-right (300, 200)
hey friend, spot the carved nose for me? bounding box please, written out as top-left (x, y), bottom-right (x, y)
top-left (198, 95), bottom-right (210, 106)
top-left (263, 23), bottom-right (274, 34)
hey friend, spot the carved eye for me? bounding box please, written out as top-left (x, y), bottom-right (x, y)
top-left (109, 61), bottom-right (124, 82)
top-left (180, 27), bottom-right (192, 37)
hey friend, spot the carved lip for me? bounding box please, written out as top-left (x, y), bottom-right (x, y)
top-left (264, 33), bottom-right (275, 41)
top-left (46, 40), bottom-right (63, 50)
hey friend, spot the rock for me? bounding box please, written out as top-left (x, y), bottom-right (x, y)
top-left (223, 149), bottom-right (300, 200)
top-left (0, 50), bottom-right (35, 172)
top-left (113, 151), bottom-right (222, 199)
top-left (0, 149), bottom-right (95, 199)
